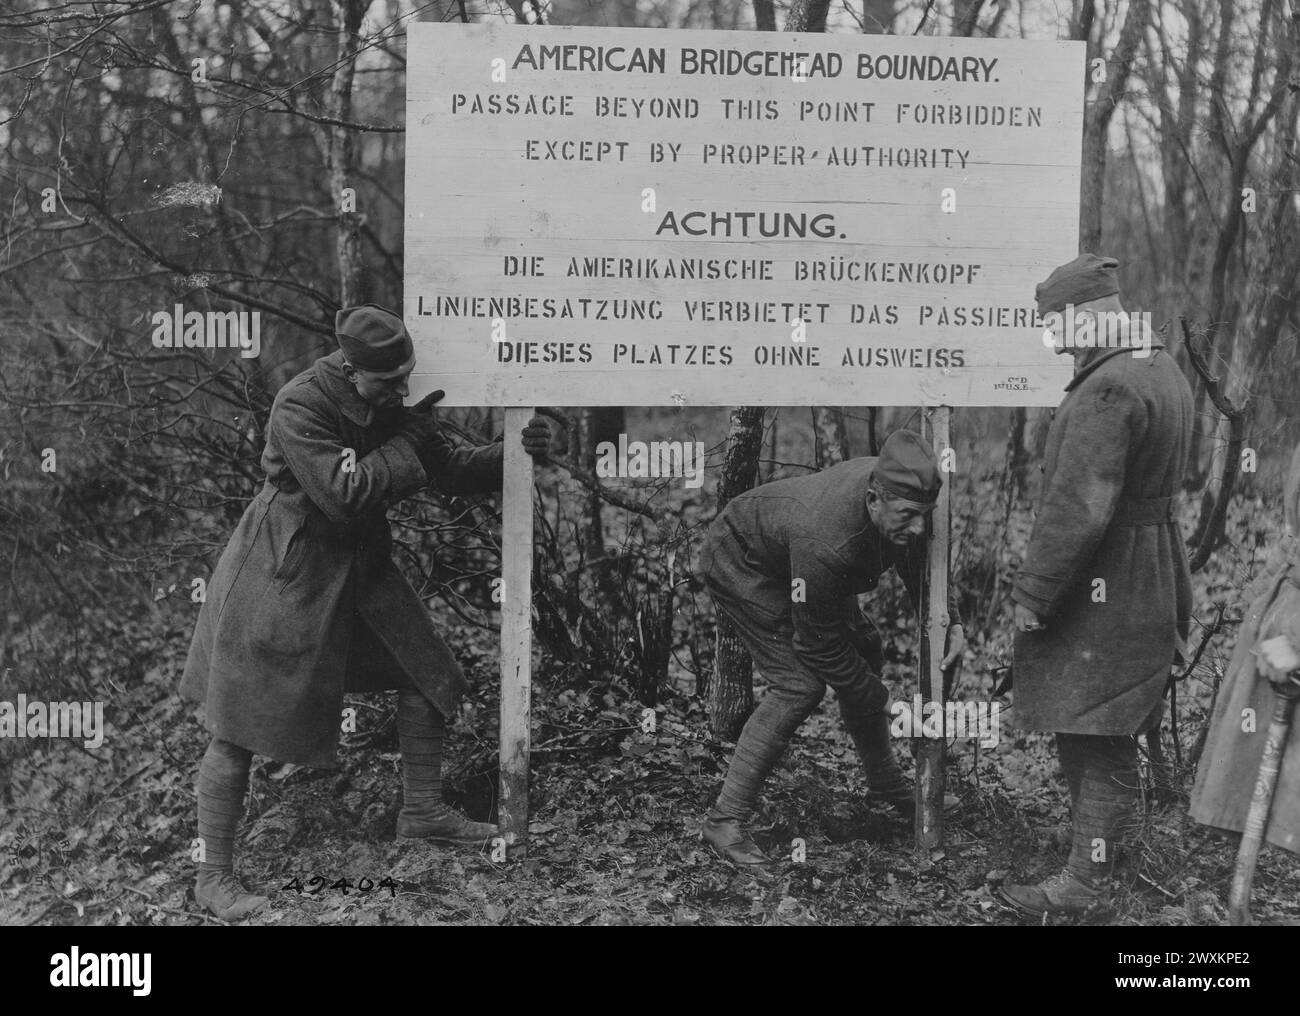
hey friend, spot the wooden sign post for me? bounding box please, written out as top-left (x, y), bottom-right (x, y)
top-left (917, 405), bottom-right (952, 858)
top-left (498, 406), bottom-right (536, 849)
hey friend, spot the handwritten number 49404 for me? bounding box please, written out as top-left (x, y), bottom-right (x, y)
top-left (281, 875), bottom-right (397, 898)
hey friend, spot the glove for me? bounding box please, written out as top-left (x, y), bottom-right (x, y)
top-left (1259, 579), bottom-right (1300, 682)
top-left (397, 389), bottom-right (445, 475)
top-left (1256, 635), bottom-right (1300, 682)
top-left (521, 415), bottom-right (550, 460)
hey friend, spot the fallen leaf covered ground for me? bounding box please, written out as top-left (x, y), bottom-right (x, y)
top-left (3, 451), bottom-right (1298, 926)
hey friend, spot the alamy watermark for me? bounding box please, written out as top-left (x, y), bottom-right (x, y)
top-left (890, 694), bottom-right (1001, 748)
top-left (0, 694), bottom-right (105, 749)
top-left (151, 305), bottom-right (261, 358)
top-left (1041, 305), bottom-right (1153, 358)
top-left (50, 948), bottom-right (150, 996)
top-left (595, 433), bottom-right (705, 488)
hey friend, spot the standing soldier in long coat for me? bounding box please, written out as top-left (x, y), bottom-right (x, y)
top-left (999, 255), bottom-right (1194, 916)
top-left (180, 305), bottom-right (551, 920)
top-left (1191, 443), bottom-right (1300, 864)
top-left (698, 429), bottom-right (965, 868)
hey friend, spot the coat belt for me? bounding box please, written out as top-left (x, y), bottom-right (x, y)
top-left (255, 481), bottom-right (377, 542)
top-left (1113, 495), bottom-right (1176, 526)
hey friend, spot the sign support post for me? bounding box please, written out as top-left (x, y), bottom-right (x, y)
top-left (917, 405), bottom-right (952, 859)
top-left (499, 406), bottom-right (535, 852)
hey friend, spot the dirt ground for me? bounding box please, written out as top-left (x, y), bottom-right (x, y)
top-left (4, 560), bottom-right (1298, 926)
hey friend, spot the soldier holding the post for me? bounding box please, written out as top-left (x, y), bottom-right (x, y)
top-left (180, 305), bottom-right (551, 920)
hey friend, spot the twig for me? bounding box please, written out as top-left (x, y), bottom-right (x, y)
top-left (158, 906), bottom-right (228, 924)
top-left (1172, 602), bottom-right (1229, 688)
top-left (914, 0), bottom-right (936, 34)
top-left (86, 759), bottom-right (157, 817)
top-left (1182, 317), bottom-right (1246, 573)
top-left (1137, 872), bottom-right (1177, 900)
top-left (21, 899), bottom-right (62, 926)
top-left (122, 885), bottom-right (231, 925)
top-left (548, 455), bottom-right (656, 519)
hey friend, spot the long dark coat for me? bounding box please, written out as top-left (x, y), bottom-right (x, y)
top-left (1190, 444), bottom-right (1300, 853)
top-left (180, 351), bottom-right (503, 767)
top-left (700, 455), bottom-right (960, 688)
top-left (1012, 343), bottom-right (1194, 734)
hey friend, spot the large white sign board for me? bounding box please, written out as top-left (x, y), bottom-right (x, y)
top-left (405, 23), bottom-right (1083, 406)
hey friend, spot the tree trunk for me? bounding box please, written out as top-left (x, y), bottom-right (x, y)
top-left (1185, 319), bottom-right (1247, 572)
top-left (813, 407), bottom-right (850, 466)
top-left (1246, 90), bottom-right (1300, 381)
top-left (635, 552), bottom-right (676, 707)
top-left (785, 0), bottom-right (830, 32)
top-left (1006, 406), bottom-right (1027, 498)
top-left (845, 0), bottom-right (900, 458)
top-left (953, 0), bottom-right (985, 37)
top-left (706, 407), bottom-right (765, 736)
top-left (1189, 0), bottom-right (1296, 559)
top-left (861, 0), bottom-right (896, 33)
top-left (1079, 0), bottom-right (1149, 254)
top-left (579, 408), bottom-right (629, 614)
top-left (1145, 3), bottom-right (1201, 297)
top-left (324, 0), bottom-right (367, 304)
top-left (1184, 375), bottom-right (1209, 491)
top-left (586, 407), bottom-right (626, 449)
top-left (765, 409), bottom-right (780, 481)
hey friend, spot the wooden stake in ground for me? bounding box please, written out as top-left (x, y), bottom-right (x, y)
top-left (916, 406), bottom-right (951, 859)
top-left (499, 406), bottom-right (535, 852)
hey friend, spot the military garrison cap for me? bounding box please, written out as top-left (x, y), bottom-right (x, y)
top-left (1035, 254), bottom-right (1120, 316)
top-left (335, 304), bottom-right (415, 372)
top-left (873, 429), bottom-right (941, 505)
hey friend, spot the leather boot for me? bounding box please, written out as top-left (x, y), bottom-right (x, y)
top-left (194, 869), bottom-right (269, 921)
top-left (397, 804), bottom-right (498, 846)
top-left (997, 869), bottom-right (1106, 917)
top-left (701, 812), bottom-right (776, 869)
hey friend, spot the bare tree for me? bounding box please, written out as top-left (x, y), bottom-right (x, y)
top-left (1079, 0), bottom-right (1150, 255)
top-left (1188, 0), bottom-right (1298, 561)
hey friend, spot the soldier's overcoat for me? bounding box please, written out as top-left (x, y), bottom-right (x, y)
top-left (180, 351), bottom-right (502, 766)
top-left (1012, 342), bottom-right (1194, 734)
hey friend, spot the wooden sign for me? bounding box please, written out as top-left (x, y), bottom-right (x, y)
top-left (405, 23), bottom-right (1084, 407)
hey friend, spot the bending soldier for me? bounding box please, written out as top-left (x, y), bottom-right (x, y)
top-left (699, 429), bottom-right (965, 867)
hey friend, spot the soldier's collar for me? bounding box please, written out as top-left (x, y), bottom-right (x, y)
top-left (1064, 342), bottom-right (1166, 391)
top-left (315, 349), bottom-right (375, 426)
